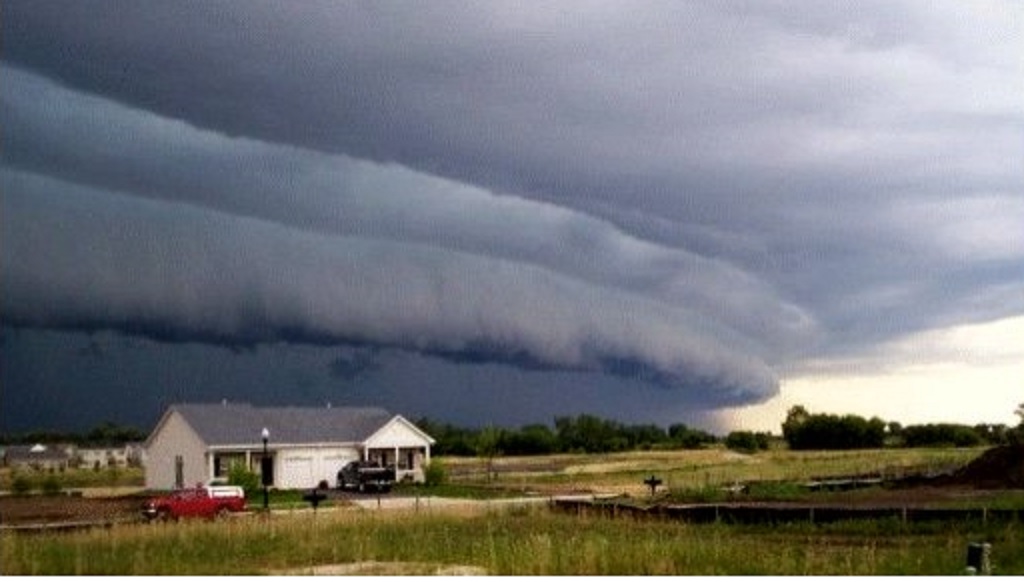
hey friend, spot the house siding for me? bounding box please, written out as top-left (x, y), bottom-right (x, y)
top-left (363, 417), bottom-right (434, 482)
top-left (363, 417), bottom-right (432, 450)
top-left (145, 411), bottom-right (208, 490)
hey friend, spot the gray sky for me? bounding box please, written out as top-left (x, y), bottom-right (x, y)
top-left (2, 1), bottom-right (1022, 433)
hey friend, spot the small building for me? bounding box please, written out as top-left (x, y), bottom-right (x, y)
top-left (3, 444), bottom-right (71, 471)
top-left (76, 443), bottom-right (144, 469)
top-left (144, 403), bottom-right (435, 490)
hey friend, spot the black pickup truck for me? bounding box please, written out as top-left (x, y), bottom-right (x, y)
top-left (336, 460), bottom-right (396, 493)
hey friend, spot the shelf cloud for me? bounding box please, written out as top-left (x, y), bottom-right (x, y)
top-left (2, 1), bottom-right (1021, 430)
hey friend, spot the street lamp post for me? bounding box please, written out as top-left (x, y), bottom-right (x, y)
top-left (261, 427), bottom-right (270, 512)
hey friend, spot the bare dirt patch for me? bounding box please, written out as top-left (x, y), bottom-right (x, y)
top-left (0, 494), bottom-right (144, 525)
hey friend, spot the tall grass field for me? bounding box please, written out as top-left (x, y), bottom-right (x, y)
top-left (3, 505), bottom-right (1022, 575)
top-left (444, 447), bottom-right (984, 494)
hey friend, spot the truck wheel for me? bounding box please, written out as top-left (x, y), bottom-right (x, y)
top-left (157, 508), bottom-right (171, 522)
top-left (216, 506), bottom-right (230, 520)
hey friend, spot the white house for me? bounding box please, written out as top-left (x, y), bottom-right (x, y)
top-left (76, 443), bottom-right (145, 468)
top-left (144, 403), bottom-right (435, 490)
top-left (3, 444), bottom-right (71, 471)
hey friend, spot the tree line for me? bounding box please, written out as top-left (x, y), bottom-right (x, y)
top-left (416, 415), bottom-right (718, 457)
top-left (419, 405), bottom-right (1024, 457)
top-left (0, 421), bottom-right (148, 447)
top-left (4, 405), bottom-right (1020, 455)
top-left (782, 405), bottom-right (1024, 451)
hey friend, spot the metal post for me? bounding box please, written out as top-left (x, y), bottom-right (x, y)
top-left (966, 542), bottom-right (991, 575)
top-left (261, 427), bottom-right (270, 512)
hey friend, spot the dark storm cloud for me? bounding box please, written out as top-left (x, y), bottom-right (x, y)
top-left (1, 166), bottom-right (778, 402)
top-left (1, 66), bottom-right (816, 360)
top-left (328, 348), bottom-right (382, 383)
top-left (2, 1), bottom-right (1022, 428)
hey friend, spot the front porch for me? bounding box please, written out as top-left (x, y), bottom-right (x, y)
top-left (364, 445), bottom-right (430, 482)
top-left (207, 450), bottom-right (274, 486)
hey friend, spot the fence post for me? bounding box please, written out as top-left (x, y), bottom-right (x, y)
top-left (966, 542), bottom-right (992, 575)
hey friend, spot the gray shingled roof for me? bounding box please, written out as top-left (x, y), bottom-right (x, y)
top-left (4, 444), bottom-right (71, 462)
top-left (171, 403), bottom-right (393, 446)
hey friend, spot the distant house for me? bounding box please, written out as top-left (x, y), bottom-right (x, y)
top-left (144, 403), bottom-right (435, 490)
top-left (3, 444), bottom-right (71, 471)
top-left (75, 443), bottom-right (145, 469)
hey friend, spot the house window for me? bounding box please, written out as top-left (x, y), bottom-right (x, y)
top-left (174, 455), bottom-right (184, 489)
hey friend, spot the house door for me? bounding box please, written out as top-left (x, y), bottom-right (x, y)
top-left (174, 455), bottom-right (184, 489)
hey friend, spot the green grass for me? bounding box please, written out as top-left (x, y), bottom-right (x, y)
top-left (0, 467), bottom-right (144, 492)
top-left (443, 447), bottom-right (984, 494)
top-left (393, 482), bottom-right (534, 499)
top-left (253, 488), bottom-right (340, 510)
top-left (3, 506), bottom-right (1022, 575)
top-left (934, 490), bottom-right (1024, 510)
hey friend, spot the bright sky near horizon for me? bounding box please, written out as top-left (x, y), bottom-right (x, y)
top-left (719, 316), bottom-right (1024, 432)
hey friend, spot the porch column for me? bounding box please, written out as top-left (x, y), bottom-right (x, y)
top-left (394, 446), bottom-right (399, 470)
top-left (245, 450), bottom-right (252, 471)
top-left (207, 452), bottom-right (215, 481)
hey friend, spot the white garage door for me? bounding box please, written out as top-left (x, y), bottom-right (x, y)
top-left (280, 456), bottom-right (314, 489)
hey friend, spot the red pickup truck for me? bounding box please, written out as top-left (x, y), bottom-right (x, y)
top-left (142, 486), bottom-right (247, 521)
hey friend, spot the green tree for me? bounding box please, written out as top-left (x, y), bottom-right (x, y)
top-left (901, 423), bottom-right (982, 448)
top-left (781, 406), bottom-right (885, 450)
top-left (85, 421), bottom-right (146, 446)
top-left (475, 426), bottom-right (503, 481)
top-left (1009, 402), bottom-right (1024, 448)
top-left (501, 424), bottom-right (558, 456)
top-left (725, 431), bottom-right (769, 453)
top-left (781, 406), bottom-right (810, 445)
top-left (668, 423), bottom-right (718, 449)
top-left (414, 418), bottom-right (477, 456)
top-left (555, 414), bottom-right (625, 453)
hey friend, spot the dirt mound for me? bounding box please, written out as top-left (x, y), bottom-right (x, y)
top-left (948, 446), bottom-right (1024, 489)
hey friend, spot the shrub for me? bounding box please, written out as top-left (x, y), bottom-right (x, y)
top-left (11, 473), bottom-right (33, 495)
top-left (423, 459), bottom-right (447, 487)
top-left (227, 463), bottom-right (261, 498)
top-left (105, 466), bottom-right (121, 486)
top-left (673, 485), bottom-right (730, 504)
top-left (725, 431), bottom-right (771, 453)
top-left (41, 474), bottom-right (62, 496)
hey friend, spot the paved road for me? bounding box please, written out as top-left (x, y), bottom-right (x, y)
top-left (273, 493), bottom-right (601, 515)
top-left (347, 494), bottom-right (592, 511)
